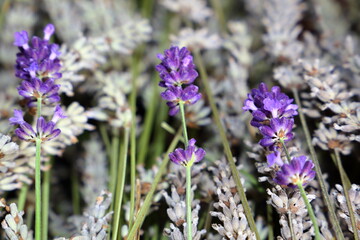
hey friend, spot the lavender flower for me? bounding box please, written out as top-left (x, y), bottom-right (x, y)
top-left (259, 118), bottom-right (294, 150)
top-left (9, 106), bottom-right (65, 142)
top-left (169, 138), bottom-right (205, 166)
top-left (161, 85), bottom-right (201, 116)
top-left (14, 24), bottom-right (61, 82)
top-left (243, 82), bottom-right (298, 127)
top-left (156, 46), bottom-right (198, 88)
top-left (274, 155), bottom-right (316, 188)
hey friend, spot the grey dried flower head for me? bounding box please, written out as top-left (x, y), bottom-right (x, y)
top-left (162, 185), bottom-right (206, 240)
top-left (332, 184), bottom-right (360, 236)
top-left (181, 98), bottom-right (211, 128)
top-left (170, 28), bottom-right (222, 51)
top-left (42, 102), bottom-right (95, 156)
top-left (262, 0), bottom-right (305, 62)
top-left (0, 134), bottom-right (19, 173)
top-left (79, 135), bottom-right (108, 207)
top-left (209, 159), bottom-right (255, 239)
top-left (267, 186), bottom-right (316, 239)
top-left (160, 0), bottom-right (212, 23)
top-left (313, 123), bottom-right (352, 155)
top-left (1, 202), bottom-right (33, 240)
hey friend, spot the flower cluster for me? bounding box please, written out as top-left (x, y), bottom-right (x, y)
top-left (169, 138), bottom-right (205, 166)
top-left (9, 106), bottom-right (65, 142)
top-left (244, 83), bottom-right (315, 188)
top-left (14, 24), bottom-right (62, 107)
top-left (11, 24), bottom-right (64, 143)
top-left (156, 46), bottom-right (201, 116)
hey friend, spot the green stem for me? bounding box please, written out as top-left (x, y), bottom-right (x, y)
top-left (179, 102), bottom-right (189, 146)
top-left (287, 212), bottom-right (296, 240)
top-left (267, 204), bottom-right (274, 240)
top-left (71, 164), bottom-right (80, 215)
top-left (129, 53), bottom-right (139, 229)
top-left (330, 153), bottom-right (351, 190)
top-left (42, 160), bottom-right (52, 240)
top-left (35, 138), bottom-right (42, 240)
top-left (297, 183), bottom-right (321, 240)
top-left (99, 124), bottom-right (112, 159)
top-left (186, 165), bottom-right (192, 240)
top-left (334, 149), bottom-right (359, 240)
top-left (292, 88), bottom-right (344, 240)
top-left (280, 139), bottom-right (291, 163)
top-left (112, 128), bottom-right (130, 240)
top-left (127, 128), bottom-right (182, 240)
top-left (209, 0), bottom-right (227, 34)
top-left (109, 134), bottom-right (120, 198)
top-left (194, 49), bottom-right (260, 239)
top-left (17, 185), bottom-right (28, 211)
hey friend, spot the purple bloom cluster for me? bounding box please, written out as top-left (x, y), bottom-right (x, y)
top-left (274, 156), bottom-right (316, 188)
top-left (169, 139), bottom-right (205, 166)
top-left (11, 24), bottom-right (64, 143)
top-left (243, 83), bottom-right (297, 150)
top-left (244, 83), bottom-right (315, 188)
top-left (9, 106), bottom-right (65, 142)
top-left (156, 46), bottom-right (201, 116)
top-left (14, 24), bottom-right (61, 107)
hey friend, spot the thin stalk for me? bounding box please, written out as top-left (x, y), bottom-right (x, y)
top-left (35, 138), bottom-right (42, 240)
top-left (17, 185), bottom-right (28, 211)
top-left (71, 164), bottom-right (80, 215)
top-left (209, 0), bottom-right (227, 34)
top-left (127, 128), bottom-right (182, 240)
top-left (267, 204), bottom-right (274, 240)
top-left (186, 165), bottom-right (192, 240)
top-left (109, 134), bottom-right (120, 198)
top-left (161, 122), bottom-right (185, 144)
top-left (297, 183), bottom-right (321, 240)
top-left (137, 79), bottom-right (158, 165)
top-left (334, 149), bottom-right (359, 240)
top-left (330, 153), bottom-right (351, 190)
top-left (129, 53), bottom-right (139, 228)
top-left (152, 101), bottom-right (168, 161)
top-left (112, 128), bottom-right (130, 240)
top-left (287, 212), bottom-right (296, 240)
top-left (194, 49), bottom-right (260, 239)
top-left (42, 160), bottom-right (52, 240)
top-left (99, 124), bottom-right (112, 159)
top-left (280, 139), bottom-right (291, 163)
top-left (179, 102), bottom-right (189, 146)
top-left (292, 88), bottom-right (344, 240)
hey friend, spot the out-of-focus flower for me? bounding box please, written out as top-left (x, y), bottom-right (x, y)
top-left (170, 28), bottom-right (222, 51)
top-left (259, 118), bottom-right (294, 150)
top-left (160, 0), bottom-right (212, 23)
top-left (169, 138), bottom-right (205, 166)
top-left (274, 155), bottom-right (315, 188)
top-left (0, 134), bottom-right (19, 173)
top-left (156, 46), bottom-right (198, 88)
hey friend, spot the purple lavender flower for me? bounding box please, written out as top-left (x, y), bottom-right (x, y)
top-left (266, 151), bottom-right (284, 167)
top-left (160, 85), bottom-right (202, 116)
top-left (156, 46), bottom-right (198, 88)
top-left (243, 82), bottom-right (298, 127)
top-left (17, 78), bottom-right (60, 106)
top-left (259, 118), bottom-right (294, 150)
top-left (169, 138), bottom-right (206, 166)
top-left (9, 106), bottom-right (65, 142)
top-left (14, 24), bottom-right (62, 82)
top-left (274, 155), bottom-right (316, 188)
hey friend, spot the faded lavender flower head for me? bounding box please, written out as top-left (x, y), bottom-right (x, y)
top-left (169, 138), bottom-right (205, 166)
top-left (274, 155), bottom-right (316, 188)
top-left (156, 46), bottom-right (201, 116)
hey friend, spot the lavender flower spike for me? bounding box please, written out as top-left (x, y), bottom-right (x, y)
top-left (156, 46), bottom-right (198, 88)
top-left (169, 138), bottom-right (205, 166)
top-left (274, 155), bottom-right (316, 188)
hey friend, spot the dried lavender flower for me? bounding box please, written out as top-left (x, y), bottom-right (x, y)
top-left (0, 134), bottom-right (19, 173)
